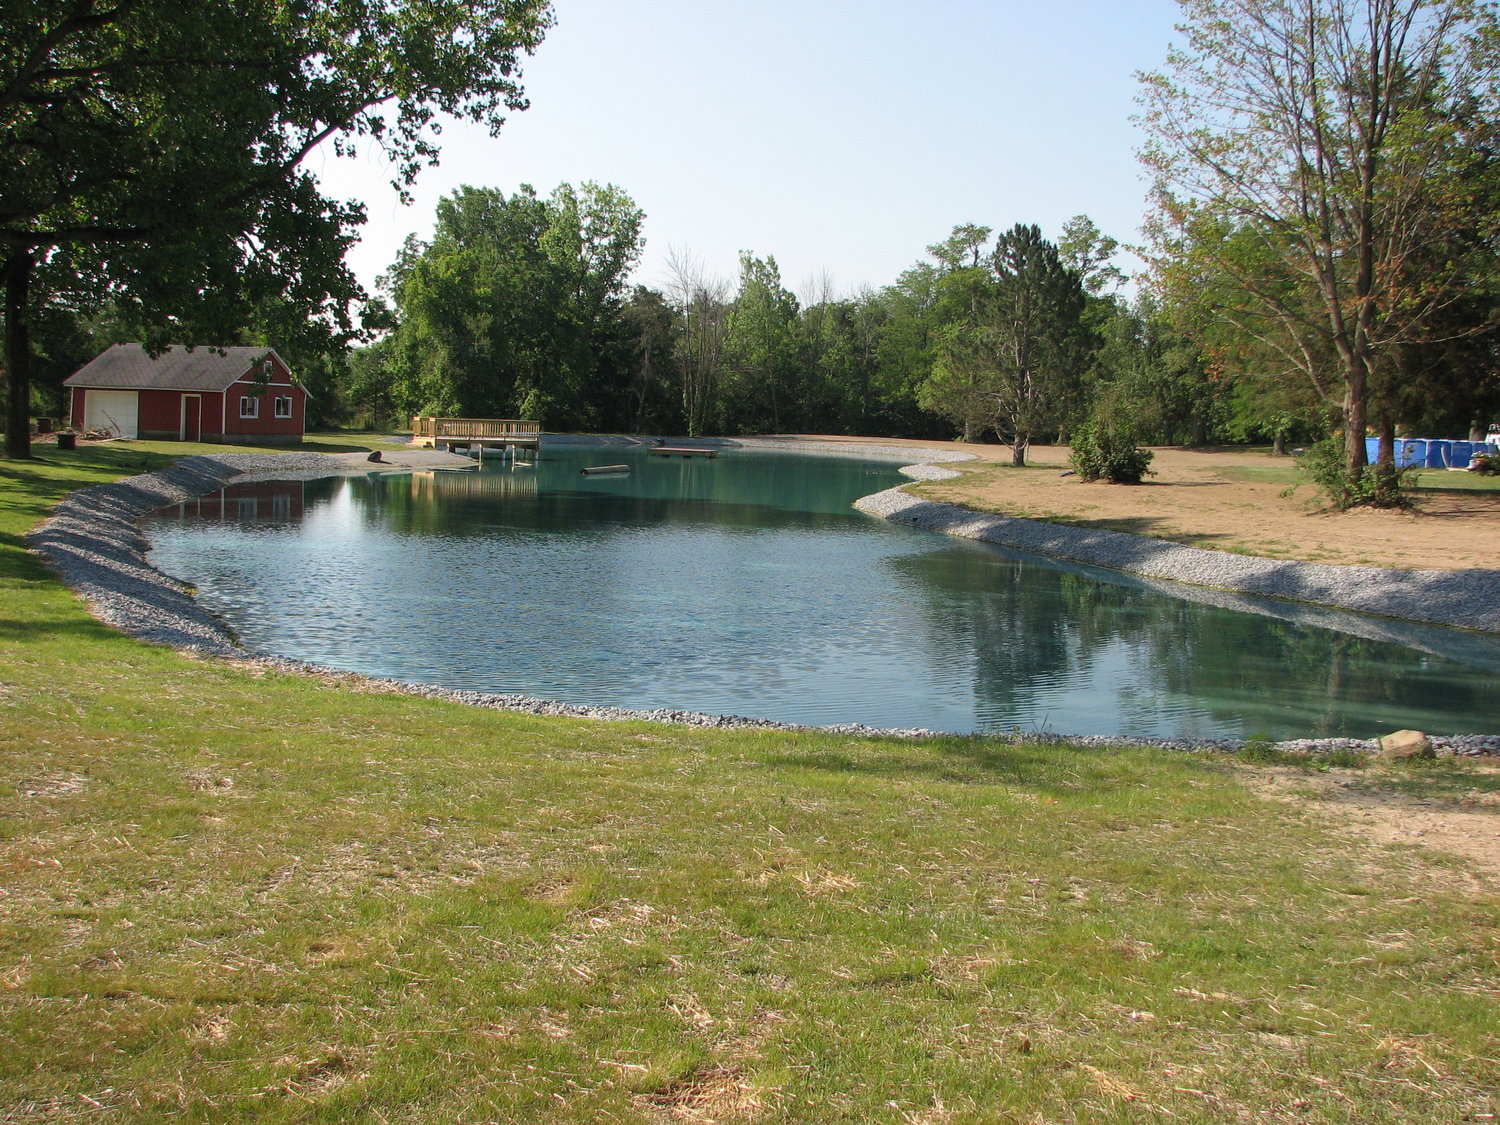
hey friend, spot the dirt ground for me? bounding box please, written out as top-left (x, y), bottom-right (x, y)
top-left (1236, 760), bottom-right (1500, 894)
top-left (782, 436), bottom-right (1500, 571)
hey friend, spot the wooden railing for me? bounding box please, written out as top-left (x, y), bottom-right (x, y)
top-left (411, 416), bottom-right (541, 442)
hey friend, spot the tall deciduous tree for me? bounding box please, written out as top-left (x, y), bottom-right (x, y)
top-left (1058, 214), bottom-right (1126, 295)
top-left (1139, 0), bottom-right (1500, 484)
top-left (724, 253), bottom-right (798, 433)
top-left (384, 182), bottom-right (643, 426)
top-left (1, 0), bottom-right (552, 457)
top-left (664, 248), bottom-right (731, 437)
top-left (913, 225), bottom-right (996, 441)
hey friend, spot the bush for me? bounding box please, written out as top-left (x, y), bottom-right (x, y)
top-left (1294, 437), bottom-right (1413, 510)
top-left (1069, 422), bottom-right (1154, 484)
top-left (1470, 451), bottom-right (1500, 475)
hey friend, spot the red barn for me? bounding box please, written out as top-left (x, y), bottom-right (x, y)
top-left (64, 344), bottom-right (307, 444)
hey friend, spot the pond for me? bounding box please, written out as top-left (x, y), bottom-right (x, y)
top-left (141, 445), bottom-right (1500, 739)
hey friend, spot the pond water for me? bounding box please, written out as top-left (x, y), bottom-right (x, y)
top-left (141, 445), bottom-right (1500, 739)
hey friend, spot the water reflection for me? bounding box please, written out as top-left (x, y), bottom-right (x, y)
top-left (888, 544), bottom-right (1493, 738)
top-left (140, 447), bottom-right (1500, 738)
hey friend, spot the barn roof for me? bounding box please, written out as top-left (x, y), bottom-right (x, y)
top-left (64, 344), bottom-right (289, 392)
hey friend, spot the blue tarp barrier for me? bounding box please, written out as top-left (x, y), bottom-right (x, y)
top-left (1364, 436), bottom-right (1495, 468)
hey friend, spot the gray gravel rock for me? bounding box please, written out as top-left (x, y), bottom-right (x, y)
top-left (855, 484), bottom-right (1500, 634)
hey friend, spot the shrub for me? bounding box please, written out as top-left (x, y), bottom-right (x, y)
top-left (1069, 422), bottom-right (1154, 484)
top-left (1294, 437), bottom-right (1413, 510)
top-left (1470, 451), bottom-right (1500, 475)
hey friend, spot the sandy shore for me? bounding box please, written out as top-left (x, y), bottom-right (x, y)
top-left (790, 437), bottom-right (1500, 572)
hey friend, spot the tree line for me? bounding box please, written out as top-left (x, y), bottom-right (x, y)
top-left (6, 0), bottom-right (1500, 511)
top-left (333, 193), bottom-right (1224, 462)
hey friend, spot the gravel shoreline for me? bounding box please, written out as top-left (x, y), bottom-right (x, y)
top-left (25, 441), bottom-right (1500, 754)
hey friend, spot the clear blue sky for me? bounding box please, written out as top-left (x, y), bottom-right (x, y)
top-left (310, 0), bottom-right (1186, 302)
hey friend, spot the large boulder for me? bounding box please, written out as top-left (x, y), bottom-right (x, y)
top-left (1378, 729), bottom-right (1434, 761)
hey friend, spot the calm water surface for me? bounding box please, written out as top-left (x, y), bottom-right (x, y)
top-left (141, 446), bottom-right (1500, 738)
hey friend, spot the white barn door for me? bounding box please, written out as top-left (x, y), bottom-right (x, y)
top-left (83, 390), bottom-right (139, 439)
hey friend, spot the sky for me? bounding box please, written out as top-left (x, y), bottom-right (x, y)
top-left (309, 0), bottom-right (1187, 303)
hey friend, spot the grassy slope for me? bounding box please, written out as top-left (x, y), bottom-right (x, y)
top-left (0, 441), bottom-right (1496, 1123)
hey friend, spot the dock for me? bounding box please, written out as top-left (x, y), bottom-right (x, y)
top-left (411, 416), bottom-right (541, 463)
top-left (648, 446), bottom-right (719, 459)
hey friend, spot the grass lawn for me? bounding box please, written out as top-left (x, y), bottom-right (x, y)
top-left (1, 439), bottom-right (1497, 1123)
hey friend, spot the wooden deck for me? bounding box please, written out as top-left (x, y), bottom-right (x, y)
top-left (411, 416), bottom-right (540, 460)
top-left (648, 446), bottom-right (719, 458)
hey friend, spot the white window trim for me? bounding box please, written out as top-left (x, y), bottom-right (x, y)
top-left (274, 395), bottom-right (293, 419)
top-left (239, 395), bottom-right (259, 419)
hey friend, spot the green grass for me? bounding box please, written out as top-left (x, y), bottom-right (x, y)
top-left (1, 443), bottom-right (1498, 1122)
top-left (1406, 467), bottom-right (1500, 493)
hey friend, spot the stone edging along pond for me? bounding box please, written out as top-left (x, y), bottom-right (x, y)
top-left (25, 441), bottom-right (1500, 749)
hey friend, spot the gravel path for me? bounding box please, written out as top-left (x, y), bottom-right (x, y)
top-left (25, 442), bottom-right (1500, 753)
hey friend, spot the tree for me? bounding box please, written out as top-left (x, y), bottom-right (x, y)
top-left (923, 224), bottom-right (1091, 465)
top-left (664, 248), bottom-right (731, 437)
top-left (873, 262), bottom-right (950, 437)
top-left (723, 253), bottom-right (798, 432)
top-left (383, 182), bottom-right (644, 427)
top-left (620, 286), bottom-right (681, 433)
top-left (913, 226), bottom-right (996, 441)
top-left (1058, 214), bottom-right (1127, 295)
top-left (1083, 292), bottom-right (1224, 447)
top-left (1, 0), bottom-right (553, 457)
top-left (1139, 0), bottom-right (1500, 487)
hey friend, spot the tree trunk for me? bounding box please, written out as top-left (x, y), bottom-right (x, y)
top-left (1012, 434), bottom-right (1028, 467)
top-left (1272, 430), bottom-right (1288, 456)
top-left (1471, 416), bottom-right (1489, 443)
top-left (1376, 420), bottom-right (1395, 466)
top-left (3, 250), bottom-right (33, 460)
top-left (1341, 365), bottom-right (1368, 481)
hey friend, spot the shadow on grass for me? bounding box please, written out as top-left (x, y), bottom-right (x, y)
top-left (0, 461), bottom-right (81, 507)
top-left (764, 736), bottom-right (1157, 792)
top-left (0, 534), bottom-right (73, 580)
top-left (296, 437), bottom-right (380, 453)
top-left (0, 613), bottom-right (124, 643)
top-left (1411, 481), bottom-right (1500, 499)
top-left (2, 447), bottom-right (176, 490)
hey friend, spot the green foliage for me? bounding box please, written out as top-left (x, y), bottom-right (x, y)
top-left (376, 182), bottom-right (644, 428)
top-left (1058, 214), bottom-right (1125, 294)
top-left (1068, 420), bottom-right (1155, 483)
top-left (1238, 735), bottom-right (1286, 763)
top-left (1295, 437), bottom-right (1415, 510)
top-left (2, 0), bottom-right (554, 456)
top-left (1140, 0), bottom-right (1500, 489)
top-left (1083, 291), bottom-right (1226, 446)
top-left (722, 253), bottom-right (799, 433)
top-left (1470, 452), bottom-right (1500, 475)
top-left (1238, 737), bottom-right (1370, 769)
top-left (920, 223), bottom-right (1093, 462)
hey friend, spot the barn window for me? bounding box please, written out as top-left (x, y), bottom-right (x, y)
top-left (239, 396), bottom-right (259, 419)
top-left (274, 396), bottom-right (293, 419)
